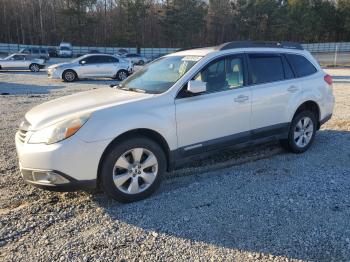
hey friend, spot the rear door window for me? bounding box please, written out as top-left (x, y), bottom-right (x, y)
top-left (285, 54), bottom-right (317, 77)
top-left (248, 54), bottom-right (284, 84)
top-left (96, 56), bottom-right (110, 63)
top-left (108, 56), bottom-right (119, 63)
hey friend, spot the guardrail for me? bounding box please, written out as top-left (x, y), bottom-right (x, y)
top-left (0, 43), bottom-right (179, 59)
top-left (301, 42), bottom-right (350, 53)
top-left (1, 42), bottom-right (349, 58)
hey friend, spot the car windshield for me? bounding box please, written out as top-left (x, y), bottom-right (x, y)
top-left (119, 55), bottom-right (202, 94)
top-left (4, 54), bottom-right (14, 60)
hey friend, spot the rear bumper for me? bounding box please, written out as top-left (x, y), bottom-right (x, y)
top-left (320, 113), bottom-right (332, 126)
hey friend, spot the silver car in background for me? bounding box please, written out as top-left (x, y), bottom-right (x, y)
top-left (47, 54), bottom-right (133, 82)
top-left (0, 53), bottom-right (45, 72)
top-left (122, 53), bottom-right (149, 65)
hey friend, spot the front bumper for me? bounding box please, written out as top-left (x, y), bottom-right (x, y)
top-left (15, 131), bottom-right (110, 191)
top-left (21, 168), bottom-right (96, 191)
top-left (47, 68), bottom-right (62, 79)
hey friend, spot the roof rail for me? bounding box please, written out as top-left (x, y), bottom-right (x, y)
top-left (216, 41), bottom-right (303, 51)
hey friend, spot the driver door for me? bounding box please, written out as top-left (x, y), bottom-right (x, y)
top-left (78, 56), bottom-right (101, 77)
top-left (175, 54), bottom-right (252, 155)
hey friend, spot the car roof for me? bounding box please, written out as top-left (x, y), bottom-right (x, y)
top-left (167, 41), bottom-right (307, 58)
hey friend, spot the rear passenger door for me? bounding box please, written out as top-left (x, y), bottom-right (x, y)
top-left (248, 53), bottom-right (299, 135)
top-left (98, 56), bottom-right (119, 77)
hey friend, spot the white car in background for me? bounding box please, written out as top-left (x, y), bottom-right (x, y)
top-left (59, 42), bottom-right (73, 58)
top-left (122, 53), bottom-right (149, 65)
top-left (47, 54), bottom-right (133, 82)
top-left (0, 53), bottom-right (45, 72)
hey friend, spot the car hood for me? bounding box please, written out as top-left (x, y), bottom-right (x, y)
top-left (25, 87), bottom-right (152, 130)
top-left (48, 62), bottom-right (72, 69)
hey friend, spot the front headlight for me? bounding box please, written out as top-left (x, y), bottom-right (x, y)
top-left (28, 113), bottom-right (90, 144)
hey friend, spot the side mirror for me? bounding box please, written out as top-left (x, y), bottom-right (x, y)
top-left (80, 60), bottom-right (86, 65)
top-left (187, 80), bottom-right (207, 94)
top-left (10, 57), bottom-right (15, 61)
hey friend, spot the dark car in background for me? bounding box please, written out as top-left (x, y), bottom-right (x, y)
top-left (48, 47), bottom-right (58, 58)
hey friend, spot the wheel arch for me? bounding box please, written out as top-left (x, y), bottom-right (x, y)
top-left (292, 100), bottom-right (321, 128)
top-left (96, 128), bottom-right (171, 187)
top-left (62, 68), bottom-right (78, 79)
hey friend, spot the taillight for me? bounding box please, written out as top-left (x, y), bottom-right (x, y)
top-left (324, 74), bottom-right (333, 86)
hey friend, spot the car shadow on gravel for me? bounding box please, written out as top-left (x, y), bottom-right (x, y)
top-left (93, 130), bottom-right (350, 261)
top-left (0, 82), bottom-right (64, 95)
top-left (0, 70), bottom-right (47, 75)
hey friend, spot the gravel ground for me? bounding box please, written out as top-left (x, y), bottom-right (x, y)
top-left (0, 69), bottom-right (350, 262)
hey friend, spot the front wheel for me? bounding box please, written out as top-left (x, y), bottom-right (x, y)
top-left (100, 137), bottom-right (166, 203)
top-left (29, 63), bottom-right (40, 72)
top-left (280, 110), bottom-right (317, 153)
top-left (62, 70), bottom-right (77, 82)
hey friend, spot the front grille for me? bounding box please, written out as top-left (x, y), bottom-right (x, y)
top-left (18, 129), bottom-right (28, 143)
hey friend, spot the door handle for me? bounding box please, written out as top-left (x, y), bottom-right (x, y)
top-left (287, 86), bottom-right (299, 93)
top-left (234, 95), bottom-right (249, 103)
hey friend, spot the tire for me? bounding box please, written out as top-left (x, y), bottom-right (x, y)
top-left (29, 63), bottom-right (40, 72)
top-left (100, 137), bottom-right (166, 203)
top-left (62, 70), bottom-right (77, 82)
top-left (280, 110), bottom-right (317, 154)
top-left (116, 70), bottom-right (128, 81)
top-left (138, 60), bottom-right (145, 66)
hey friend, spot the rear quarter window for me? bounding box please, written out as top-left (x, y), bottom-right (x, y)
top-left (286, 54), bottom-right (317, 77)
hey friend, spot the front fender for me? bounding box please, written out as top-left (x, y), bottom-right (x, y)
top-left (76, 94), bottom-right (177, 150)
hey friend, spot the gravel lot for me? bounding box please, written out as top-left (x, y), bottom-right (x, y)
top-left (0, 67), bottom-right (350, 261)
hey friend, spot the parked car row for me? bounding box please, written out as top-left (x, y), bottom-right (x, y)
top-left (0, 52), bottom-right (134, 82)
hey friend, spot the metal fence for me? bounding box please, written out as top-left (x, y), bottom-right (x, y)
top-left (1, 42), bottom-right (350, 58)
top-left (0, 43), bottom-right (179, 59)
top-left (301, 42), bottom-right (350, 53)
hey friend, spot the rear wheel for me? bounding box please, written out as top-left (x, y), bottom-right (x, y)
top-left (138, 60), bottom-right (145, 66)
top-left (62, 70), bottom-right (77, 82)
top-left (116, 70), bottom-right (128, 81)
top-left (29, 63), bottom-right (40, 72)
top-left (280, 110), bottom-right (317, 153)
top-left (100, 137), bottom-right (166, 203)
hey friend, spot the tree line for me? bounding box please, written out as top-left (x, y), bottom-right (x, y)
top-left (0, 0), bottom-right (350, 48)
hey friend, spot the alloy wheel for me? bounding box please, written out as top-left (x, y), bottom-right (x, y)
top-left (65, 71), bottom-right (75, 81)
top-left (113, 148), bottom-right (158, 194)
top-left (30, 64), bottom-right (39, 72)
top-left (118, 71), bottom-right (127, 81)
top-left (293, 116), bottom-right (314, 148)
